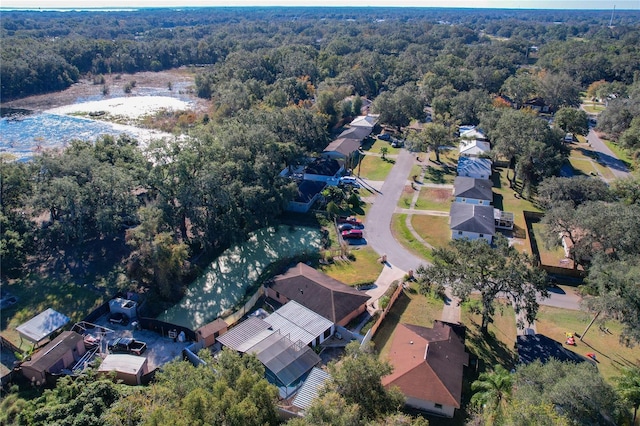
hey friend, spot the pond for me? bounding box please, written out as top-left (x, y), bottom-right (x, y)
top-left (158, 226), bottom-right (323, 330)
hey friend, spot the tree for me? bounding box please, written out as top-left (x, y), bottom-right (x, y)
top-left (325, 341), bottom-right (404, 420)
top-left (582, 254), bottom-right (640, 346)
top-left (615, 366), bottom-right (640, 425)
top-left (470, 365), bottom-right (514, 424)
top-left (611, 175), bottom-right (640, 205)
top-left (289, 391), bottom-right (363, 426)
top-left (538, 72), bottom-right (581, 109)
top-left (372, 83), bottom-right (424, 132)
top-left (380, 146), bottom-right (389, 160)
top-left (537, 176), bottom-right (611, 209)
top-left (500, 71), bottom-right (538, 107)
top-left (553, 107), bottom-right (589, 136)
top-left (406, 118), bottom-right (456, 163)
top-left (416, 234), bottom-right (547, 334)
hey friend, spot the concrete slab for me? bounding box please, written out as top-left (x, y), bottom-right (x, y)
top-left (366, 263), bottom-right (407, 310)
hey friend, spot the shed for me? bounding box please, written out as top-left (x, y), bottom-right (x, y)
top-left (98, 353), bottom-right (149, 385)
top-left (21, 331), bottom-right (85, 385)
top-left (196, 318), bottom-right (228, 347)
top-left (16, 308), bottom-right (70, 346)
top-left (108, 298), bottom-right (138, 319)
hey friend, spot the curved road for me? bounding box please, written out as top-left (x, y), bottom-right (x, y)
top-left (363, 150), bottom-right (427, 273)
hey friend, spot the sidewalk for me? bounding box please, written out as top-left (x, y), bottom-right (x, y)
top-left (441, 287), bottom-right (461, 324)
top-left (365, 262), bottom-right (407, 313)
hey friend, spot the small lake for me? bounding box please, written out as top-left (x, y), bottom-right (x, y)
top-left (158, 226), bottom-right (323, 330)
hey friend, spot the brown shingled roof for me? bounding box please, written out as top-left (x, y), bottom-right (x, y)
top-left (382, 321), bottom-right (469, 408)
top-left (270, 263), bottom-right (369, 324)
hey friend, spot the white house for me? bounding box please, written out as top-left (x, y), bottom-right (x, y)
top-left (449, 202), bottom-right (495, 242)
top-left (457, 156), bottom-right (492, 180)
top-left (453, 177), bottom-right (493, 205)
top-left (459, 139), bottom-right (491, 157)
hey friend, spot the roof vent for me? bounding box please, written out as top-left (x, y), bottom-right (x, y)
top-left (410, 340), bottom-right (413, 345)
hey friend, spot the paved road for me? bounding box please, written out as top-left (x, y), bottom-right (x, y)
top-left (363, 150), bottom-right (427, 273)
top-left (587, 128), bottom-right (630, 180)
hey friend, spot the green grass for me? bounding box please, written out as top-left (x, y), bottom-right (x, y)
top-left (397, 184), bottom-right (416, 209)
top-left (411, 215), bottom-right (451, 249)
top-left (582, 102), bottom-right (606, 113)
top-left (530, 221), bottom-right (570, 268)
top-left (423, 149), bottom-right (458, 185)
top-left (390, 213), bottom-right (433, 261)
top-left (357, 154), bottom-right (395, 181)
top-left (374, 283), bottom-right (444, 361)
top-left (535, 306), bottom-right (640, 384)
top-left (460, 297), bottom-right (518, 372)
top-left (364, 139), bottom-right (401, 155)
top-left (319, 246), bottom-right (384, 286)
top-left (415, 187), bottom-right (453, 211)
top-left (602, 139), bottom-right (636, 171)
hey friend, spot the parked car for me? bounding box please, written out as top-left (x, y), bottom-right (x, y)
top-left (108, 312), bottom-right (129, 325)
top-left (339, 176), bottom-right (360, 188)
top-left (341, 229), bottom-right (363, 239)
top-left (563, 133), bottom-right (574, 142)
top-left (391, 139), bottom-right (404, 148)
top-left (337, 216), bottom-right (362, 226)
top-left (108, 337), bottom-right (147, 355)
top-left (377, 133), bottom-right (391, 141)
top-left (338, 223), bottom-right (355, 232)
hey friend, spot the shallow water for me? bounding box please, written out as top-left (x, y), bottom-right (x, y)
top-left (158, 226), bottom-right (323, 330)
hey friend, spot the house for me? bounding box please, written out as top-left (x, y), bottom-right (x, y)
top-left (322, 138), bottom-right (361, 160)
top-left (98, 353), bottom-right (149, 385)
top-left (266, 262), bottom-right (370, 326)
top-left (382, 321), bottom-right (469, 418)
top-left (287, 180), bottom-right (326, 213)
top-left (291, 367), bottom-right (331, 414)
top-left (459, 126), bottom-right (488, 142)
top-left (459, 139), bottom-right (490, 157)
top-left (338, 126), bottom-right (372, 142)
top-left (21, 331), bottom-right (86, 386)
top-left (523, 97), bottom-right (550, 113)
top-left (449, 202), bottom-right (495, 242)
top-left (16, 308), bottom-right (70, 346)
top-left (196, 318), bottom-right (228, 347)
top-left (264, 301), bottom-right (334, 347)
top-left (453, 177), bottom-right (493, 205)
top-left (303, 158), bottom-right (343, 183)
top-left (457, 156), bottom-right (492, 180)
top-left (349, 114), bottom-right (378, 129)
top-left (517, 334), bottom-right (594, 366)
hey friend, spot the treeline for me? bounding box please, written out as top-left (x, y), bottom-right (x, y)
top-left (0, 108), bottom-right (327, 300)
top-left (2, 8), bottom-right (640, 99)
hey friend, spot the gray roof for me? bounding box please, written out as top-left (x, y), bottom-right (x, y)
top-left (216, 316), bottom-right (274, 353)
top-left (453, 177), bottom-right (493, 202)
top-left (338, 126), bottom-right (372, 141)
top-left (294, 180), bottom-right (326, 203)
top-left (264, 301), bottom-right (333, 346)
top-left (457, 156), bottom-right (492, 178)
top-left (21, 331), bottom-right (83, 372)
top-left (292, 367), bottom-right (331, 411)
top-left (449, 203), bottom-right (495, 235)
top-left (16, 308), bottom-right (70, 343)
top-left (323, 138), bottom-right (361, 157)
top-left (248, 332), bottom-right (321, 387)
top-left (304, 158), bottom-right (341, 177)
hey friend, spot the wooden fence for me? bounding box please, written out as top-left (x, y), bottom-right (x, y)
top-left (361, 282), bottom-right (404, 346)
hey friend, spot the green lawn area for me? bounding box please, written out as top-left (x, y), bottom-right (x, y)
top-left (374, 283), bottom-right (444, 361)
top-left (1, 272), bottom-right (117, 351)
top-left (390, 213), bottom-right (433, 261)
top-left (567, 143), bottom-right (617, 180)
top-left (415, 187), bottom-right (453, 211)
top-left (423, 149), bottom-right (458, 185)
top-left (398, 184), bottom-right (416, 209)
top-left (357, 154), bottom-right (395, 181)
top-left (319, 246), bottom-right (384, 287)
top-left (460, 297), bottom-right (518, 372)
top-left (582, 102), bottom-right (606, 113)
top-left (530, 221), bottom-right (571, 268)
top-left (602, 139), bottom-right (636, 171)
top-left (411, 215), bottom-right (451, 249)
top-left (535, 306), bottom-right (640, 384)
top-left (363, 139), bottom-right (401, 156)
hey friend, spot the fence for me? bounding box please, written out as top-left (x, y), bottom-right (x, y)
top-left (137, 317), bottom-right (197, 342)
top-left (222, 287), bottom-right (264, 327)
top-left (361, 282), bottom-right (404, 347)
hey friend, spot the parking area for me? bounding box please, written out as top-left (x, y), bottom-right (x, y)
top-left (78, 316), bottom-right (190, 371)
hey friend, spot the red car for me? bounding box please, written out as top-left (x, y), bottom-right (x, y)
top-left (341, 229), bottom-right (363, 239)
top-left (337, 216), bottom-right (362, 226)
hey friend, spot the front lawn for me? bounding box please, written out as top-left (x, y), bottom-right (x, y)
top-left (319, 246), bottom-right (384, 287)
top-left (390, 213), bottom-right (433, 261)
top-left (363, 139), bottom-right (401, 156)
top-left (356, 154), bottom-right (395, 181)
top-left (460, 298), bottom-right (518, 372)
top-left (374, 284), bottom-right (444, 361)
top-left (535, 306), bottom-right (640, 384)
top-left (415, 187), bottom-right (453, 211)
top-left (411, 214), bottom-right (451, 248)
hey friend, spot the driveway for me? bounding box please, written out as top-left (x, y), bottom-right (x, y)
top-left (586, 128), bottom-right (630, 179)
top-left (363, 149), bottom-right (427, 273)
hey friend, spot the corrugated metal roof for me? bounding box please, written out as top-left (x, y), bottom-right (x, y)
top-left (216, 316), bottom-right (272, 352)
top-left (292, 367), bottom-right (331, 411)
top-left (264, 301), bottom-right (333, 346)
top-left (16, 308), bottom-right (70, 343)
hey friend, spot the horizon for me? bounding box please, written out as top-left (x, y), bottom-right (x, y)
top-left (1, 0), bottom-right (638, 11)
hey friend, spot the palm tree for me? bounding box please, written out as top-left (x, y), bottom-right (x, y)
top-left (615, 366), bottom-right (640, 425)
top-left (471, 364), bottom-right (514, 424)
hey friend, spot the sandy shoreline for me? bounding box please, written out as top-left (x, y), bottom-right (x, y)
top-left (45, 96), bottom-right (193, 119)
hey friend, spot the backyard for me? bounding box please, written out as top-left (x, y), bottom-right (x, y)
top-left (319, 246), bottom-right (384, 287)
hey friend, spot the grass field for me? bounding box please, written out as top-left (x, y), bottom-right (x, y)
top-left (460, 297), bottom-right (518, 371)
top-left (415, 187), bottom-right (453, 211)
top-left (567, 143), bottom-right (616, 180)
top-left (374, 284), bottom-right (444, 361)
top-left (357, 154), bottom-right (395, 181)
top-left (535, 306), bottom-right (640, 384)
top-left (364, 139), bottom-right (401, 156)
top-left (411, 215), bottom-right (451, 249)
top-left (319, 246), bottom-right (384, 286)
top-left (423, 150), bottom-right (458, 185)
top-left (390, 214), bottom-right (433, 261)
top-left (602, 139), bottom-right (636, 171)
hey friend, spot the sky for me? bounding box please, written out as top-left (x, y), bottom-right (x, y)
top-left (1, 0), bottom-right (638, 9)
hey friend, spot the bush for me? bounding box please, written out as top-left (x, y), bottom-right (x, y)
top-left (379, 295), bottom-right (390, 310)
